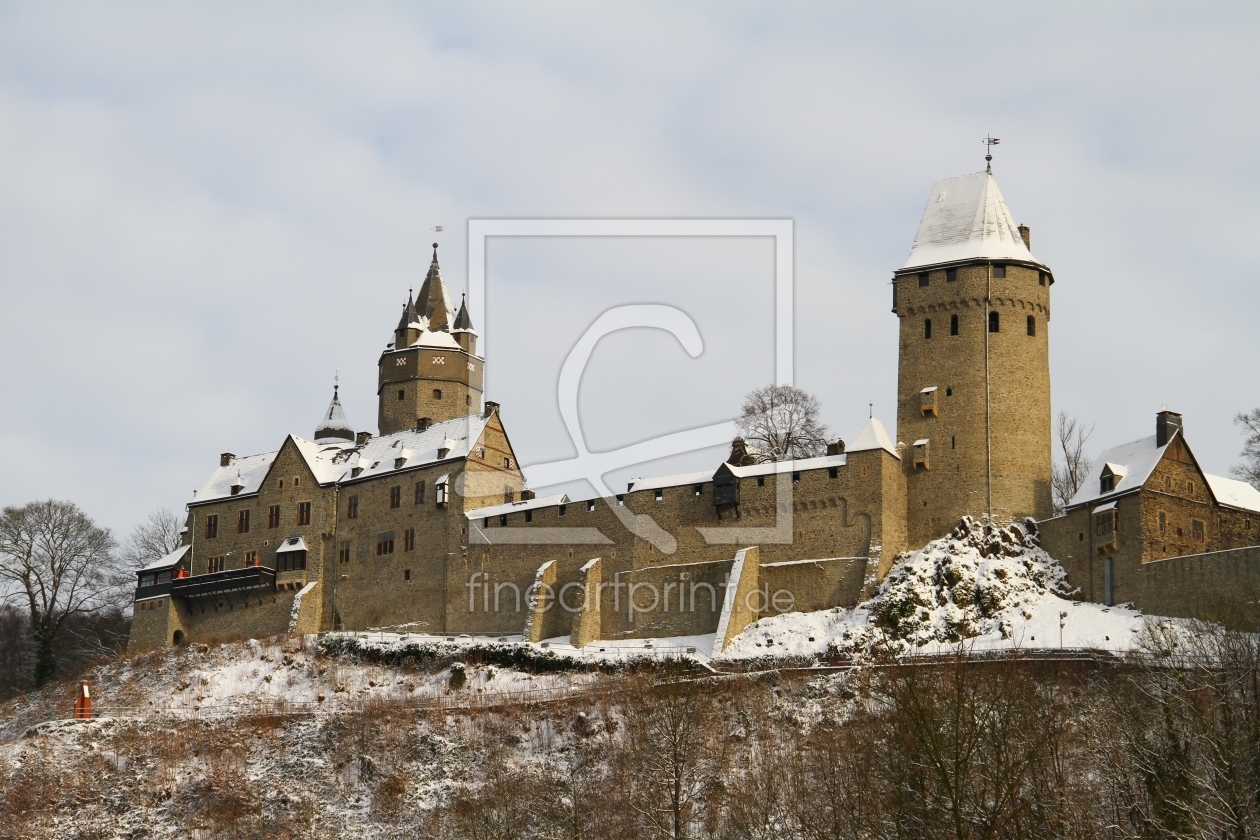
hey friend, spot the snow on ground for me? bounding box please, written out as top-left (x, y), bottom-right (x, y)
top-left (724, 516), bottom-right (1156, 660)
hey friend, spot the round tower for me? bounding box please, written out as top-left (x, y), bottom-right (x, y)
top-left (893, 166), bottom-right (1053, 546)
top-left (377, 245), bottom-right (484, 434)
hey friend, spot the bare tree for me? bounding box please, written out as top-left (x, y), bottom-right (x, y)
top-left (1051, 411), bottom-right (1094, 515)
top-left (120, 507), bottom-right (184, 569)
top-left (736, 384), bottom-right (829, 461)
top-left (1231, 408), bottom-right (1260, 490)
top-left (0, 500), bottom-right (121, 686)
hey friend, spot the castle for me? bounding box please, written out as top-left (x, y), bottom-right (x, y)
top-left (128, 163), bottom-right (1260, 652)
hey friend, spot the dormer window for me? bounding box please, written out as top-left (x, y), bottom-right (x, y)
top-left (1099, 463), bottom-right (1126, 494)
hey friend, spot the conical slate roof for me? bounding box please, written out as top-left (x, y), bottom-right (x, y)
top-left (314, 385), bottom-right (355, 442)
top-left (396, 290), bottom-right (418, 332)
top-left (414, 244), bottom-right (456, 332)
top-left (901, 171), bottom-right (1042, 271)
top-left (452, 294), bottom-right (474, 331)
top-left (848, 417), bottom-right (897, 456)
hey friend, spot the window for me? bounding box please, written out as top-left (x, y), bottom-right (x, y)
top-left (1027, 316), bottom-right (1036, 336)
top-left (205, 515), bottom-right (218, 539)
top-left (924, 318), bottom-right (932, 339)
top-left (692, 485), bottom-right (703, 497)
top-left (1158, 512), bottom-right (1166, 534)
top-left (268, 505), bottom-right (280, 529)
top-left (951, 436), bottom-right (956, 449)
top-left (1039, 272), bottom-right (1047, 286)
top-left (433, 389), bottom-right (443, 400)
top-left (278, 549), bottom-right (307, 571)
top-left (390, 486), bottom-right (401, 509)
top-left (558, 504), bottom-right (567, 516)
top-left (505, 488), bottom-right (514, 504)
top-left (376, 532), bottom-right (395, 555)
top-left (589, 499), bottom-right (598, 510)
top-left (504, 457), bottom-right (513, 469)
top-left (988, 311), bottom-right (1000, 333)
top-left (404, 528), bottom-right (415, 551)
top-left (294, 477), bottom-right (299, 487)
top-left (404, 569), bottom-right (411, 581)
top-left (244, 550), bottom-right (258, 566)
top-left (339, 541), bottom-right (351, 563)
top-left (466, 395), bottom-right (470, 406)
top-left (918, 272), bottom-right (929, 287)
top-left (654, 489), bottom-right (664, 501)
top-left (237, 509), bottom-right (250, 534)
top-left (347, 496), bottom-right (359, 519)
top-left (828, 467), bottom-right (838, 479)
top-left (1165, 477), bottom-right (1171, 488)
top-left (950, 314), bottom-right (958, 335)
top-left (1187, 481), bottom-right (1194, 494)
top-left (1192, 519), bottom-right (1204, 541)
top-left (946, 268), bottom-right (958, 283)
top-left (993, 264), bottom-right (1006, 278)
top-left (757, 476), bottom-right (765, 487)
top-left (297, 502), bottom-right (311, 526)
top-left (397, 389), bottom-right (405, 401)
top-left (616, 494), bottom-right (624, 506)
top-left (482, 517), bottom-right (489, 528)
top-left (207, 556), bottom-right (225, 573)
top-left (1095, 512), bottom-right (1115, 536)
top-left (1100, 474), bottom-right (1115, 493)
top-left (436, 479), bottom-right (448, 506)
top-left (415, 481), bottom-right (426, 504)
top-left (499, 515), bottom-right (508, 527)
top-left (792, 472), bottom-right (801, 483)
top-left (946, 387), bottom-right (952, 396)
top-left (525, 509), bottom-right (533, 522)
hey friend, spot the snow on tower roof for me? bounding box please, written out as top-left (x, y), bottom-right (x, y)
top-left (901, 171), bottom-right (1044, 272)
top-left (848, 417), bottom-right (898, 457)
top-left (314, 385), bottom-right (354, 442)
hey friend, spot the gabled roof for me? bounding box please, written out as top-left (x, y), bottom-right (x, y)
top-left (848, 417), bottom-right (898, 457)
top-left (1067, 434), bottom-right (1167, 508)
top-left (193, 413), bottom-right (492, 505)
top-left (140, 544), bottom-right (190, 572)
top-left (901, 171), bottom-right (1045, 272)
top-left (1205, 474), bottom-right (1260, 514)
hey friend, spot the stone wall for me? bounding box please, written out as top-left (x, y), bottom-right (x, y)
top-left (1131, 546), bottom-right (1260, 622)
top-left (759, 556), bottom-right (869, 615)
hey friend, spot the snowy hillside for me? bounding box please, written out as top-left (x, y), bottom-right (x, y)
top-left (723, 516), bottom-right (1152, 659)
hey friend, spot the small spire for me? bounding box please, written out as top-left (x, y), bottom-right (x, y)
top-left (315, 378), bottom-right (354, 442)
top-left (453, 293), bottom-right (474, 331)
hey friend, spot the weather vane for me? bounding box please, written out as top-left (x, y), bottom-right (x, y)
top-left (983, 135), bottom-right (1000, 173)
top-left (432, 225), bottom-right (444, 233)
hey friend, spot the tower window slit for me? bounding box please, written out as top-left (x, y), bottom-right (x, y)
top-left (950, 314), bottom-right (958, 335)
top-left (924, 318), bottom-right (932, 339)
top-left (1027, 315), bottom-right (1036, 336)
top-left (988, 311), bottom-right (1000, 333)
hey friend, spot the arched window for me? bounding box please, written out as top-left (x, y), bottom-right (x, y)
top-left (950, 314), bottom-right (959, 335)
top-left (1026, 315), bottom-right (1036, 336)
top-left (433, 388), bottom-right (443, 400)
top-left (988, 311), bottom-right (1000, 333)
top-left (924, 318), bottom-right (932, 339)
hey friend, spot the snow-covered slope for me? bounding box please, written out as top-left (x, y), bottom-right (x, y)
top-left (724, 517), bottom-right (1152, 659)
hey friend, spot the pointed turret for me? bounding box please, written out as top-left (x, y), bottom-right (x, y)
top-left (453, 294), bottom-right (473, 331)
top-left (451, 293), bottom-right (478, 355)
top-left (416, 243), bottom-right (456, 332)
top-left (314, 384), bottom-right (355, 442)
top-left (394, 290), bottom-right (421, 349)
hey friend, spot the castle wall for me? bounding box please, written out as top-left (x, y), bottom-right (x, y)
top-left (895, 262), bottom-right (1052, 546)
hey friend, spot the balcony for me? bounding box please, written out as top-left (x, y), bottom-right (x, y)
top-left (171, 565), bottom-right (276, 599)
top-left (134, 581), bottom-right (173, 601)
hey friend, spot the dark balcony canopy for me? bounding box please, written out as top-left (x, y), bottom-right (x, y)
top-left (172, 565), bottom-right (275, 600)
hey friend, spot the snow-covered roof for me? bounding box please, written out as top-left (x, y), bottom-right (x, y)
top-left (1206, 474), bottom-right (1260, 514)
top-left (627, 470), bottom-right (719, 493)
top-left (465, 493), bottom-right (570, 520)
top-left (901, 171), bottom-right (1044, 272)
top-left (140, 544), bottom-right (190, 572)
top-left (276, 536), bottom-right (308, 553)
top-left (847, 417), bottom-right (898, 457)
top-left (314, 386), bottom-right (354, 442)
top-left (1068, 434), bottom-right (1167, 509)
top-left (193, 413), bottom-right (491, 505)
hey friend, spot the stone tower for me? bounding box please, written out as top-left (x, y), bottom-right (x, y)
top-left (893, 165), bottom-right (1053, 546)
top-left (377, 245), bottom-right (484, 435)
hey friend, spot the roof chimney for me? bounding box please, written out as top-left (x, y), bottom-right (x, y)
top-left (1018, 224), bottom-right (1030, 250)
top-left (826, 438), bottom-right (846, 456)
top-left (220, 452), bottom-right (235, 467)
top-left (483, 401), bottom-right (499, 418)
top-left (1156, 410), bottom-right (1183, 448)
top-left (356, 431), bottom-right (372, 446)
top-left (416, 417), bottom-right (432, 431)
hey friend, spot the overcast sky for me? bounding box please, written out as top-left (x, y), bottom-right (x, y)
top-left (2, 2), bottom-right (1258, 538)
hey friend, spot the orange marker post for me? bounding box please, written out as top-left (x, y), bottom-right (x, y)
top-left (74, 681), bottom-right (92, 720)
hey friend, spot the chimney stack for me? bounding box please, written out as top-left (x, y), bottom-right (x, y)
top-left (416, 417), bottom-right (432, 431)
top-left (220, 453), bottom-right (235, 467)
top-left (826, 438), bottom-right (846, 456)
top-left (1156, 410), bottom-right (1183, 447)
top-left (356, 431), bottom-right (372, 446)
top-left (1018, 224), bottom-right (1031, 250)
top-left (483, 401), bottom-right (500, 418)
